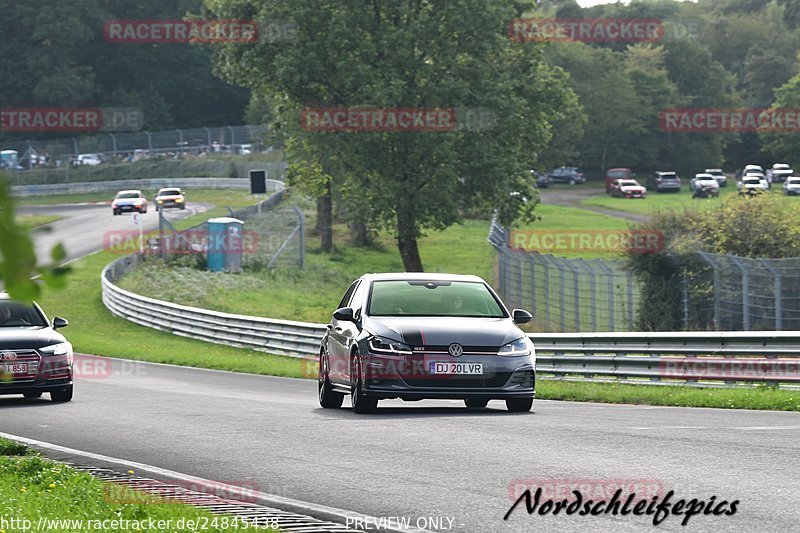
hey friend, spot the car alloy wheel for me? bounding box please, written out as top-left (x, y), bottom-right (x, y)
top-left (569, 178), bottom-right (576, 185)
top-left (318, 351), bottom-right (343, 409)
top-left (351, 354), bottom-right (377, 414)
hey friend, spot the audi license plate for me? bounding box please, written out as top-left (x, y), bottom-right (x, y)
top-left (0, 363), bottom-right (28, 375)
top-left (429, 362), bottom-right (483, 375)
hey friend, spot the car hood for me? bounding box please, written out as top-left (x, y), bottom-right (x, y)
top-left (363, 316), bottom-right (524, 349)
top-left (620, 185), bottom-right (645, 191)
top-left (0, 327), bottom-right (65, 350)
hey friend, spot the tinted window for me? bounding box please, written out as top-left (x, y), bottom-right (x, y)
top-left (0, 301), bottom-right (47, 327)
top-left (368, 280), bottom-right (506, 317)
top-left (116, 192), bottom-right (141, 199)
top-left (337, 281), bottom-right (360, 309)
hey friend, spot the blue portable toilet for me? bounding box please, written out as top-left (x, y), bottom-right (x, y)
top-left (207, 217), bottom-right (244, 272)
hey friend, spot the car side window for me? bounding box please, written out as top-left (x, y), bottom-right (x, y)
top-left (350, 281), bottom-right (368, 319)
top-left (337, 281), bottom-right (360, 309)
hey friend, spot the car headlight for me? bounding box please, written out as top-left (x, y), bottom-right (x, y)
top-left (498, 337), bottom-right (532, 357)
top-left (368, 336), bottom-right (412, 355)
top-left (40, 342), bottom-right (72, 356)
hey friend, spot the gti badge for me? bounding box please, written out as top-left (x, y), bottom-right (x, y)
top-left (0, 351), bottom-right (17, 361)
top-left (448, 343), bottom-right (463, 357)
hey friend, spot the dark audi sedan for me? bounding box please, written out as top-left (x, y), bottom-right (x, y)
top-left (0, 294), bottom-right (73, 402)
top-left (318, 273), bottom-right (535, 413)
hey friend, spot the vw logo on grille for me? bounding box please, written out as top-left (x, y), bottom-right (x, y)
top-left (448, 343), bottom-right (463, 357)
top-left (0, 351), bottom-right (17, 361)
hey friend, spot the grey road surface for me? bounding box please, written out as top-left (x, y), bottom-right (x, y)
top-left (18, 203), bottom-right (207, 264)
top-left (1, 357), bottom-right (798, 533)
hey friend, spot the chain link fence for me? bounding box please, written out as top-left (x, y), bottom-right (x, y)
top-left (490, 220), bottom-right (800, 332)
top-left (490, 222), bottom-right (640, 332)
top-left (156, 184), bottom-right (305, 272)
top-left (2, 124), bottom-right (285, 184)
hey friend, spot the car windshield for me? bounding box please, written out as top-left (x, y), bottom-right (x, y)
top-left (0, 301), bottom-right (47, 328)
top-left (744, 178), bottom-right (761, 184)
top-left (158, 189), bottom-right (181, 196)
top-left (706, 170), bottom-right (722, 175)
top-left (619, 180), bottom-right (638, 186)
top-left (368, 280), bottom-right (506, 318)
top-left (116, 192), bottom-right (140, 199)
top-left (607, 170), bottom-right (627, 178)
top-left (660, 173), bottom-right (677, 179)
top-left (788, 179), bottom-right (800, 185)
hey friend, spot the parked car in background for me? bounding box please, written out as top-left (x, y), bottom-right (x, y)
top-left (608, 179), bottom-right (647, 198)
top-left (738, 175), bottom-right (769, 195)
top-left (647, 171), bottom-right (681, 192)
top-left (0, 294), bottom-right (73, 402)
top-left (690, 173), bottom-right (720, 193)
top-left (112, 190), bottom-right (148, 215)
top-left (154, 188), bottom-right (186, 211)
top-left (548, 166), bottom-right (585, 185)
top-left (72, 153), bottom-right (105, 166)
top-left (530, 169), bottom-right (549, 189)
top-left (771, 165), bottom-right (793, 183)
top-left (743, 164), bottom-right (764, 175)
top-left (704, 168), bottom-right (727, 187)
top-left (605, 168), bottom-right (634, 192)
top-left (783, 177), bottom-right (800, 196)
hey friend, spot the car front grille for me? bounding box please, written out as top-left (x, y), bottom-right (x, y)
top-left (0, 350), bottom-right (41, 382)
top-left (403, 373), bottom-right (512, 388)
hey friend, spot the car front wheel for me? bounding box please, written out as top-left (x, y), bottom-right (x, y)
top-left (51, 385), bottom-right (73, 403)
top-left (319, 351), bottom-right (343, 409)
top-left (506, 397), bottom-right (533, 412)
top-left (351, 354), bottom-right (378, 414)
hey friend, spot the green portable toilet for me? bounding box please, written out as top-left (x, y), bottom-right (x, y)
top-left (207, 217), bottom-right (244, 272)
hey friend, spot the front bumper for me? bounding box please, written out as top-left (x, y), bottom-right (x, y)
top-left (0, 350), bottom-right (73, 396)
top-left (360, 352), bottom-right (536, 400)
top-left (114, 204), bottom-right (144, 212)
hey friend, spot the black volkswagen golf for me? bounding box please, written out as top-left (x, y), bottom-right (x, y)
top-left (0, 294), bottom-right (73, 402)
top-left (319, 273), bottom-right (535, 413)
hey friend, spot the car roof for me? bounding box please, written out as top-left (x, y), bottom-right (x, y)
top-left (360, 272), bottom-right (487, 283)
top-left (705, 168), bottom-right (722, 172)
top-left (116, 189), bottom-right (143, 194)
top-left (157, 187), bottom-right (182, 192)
top-left (695, 173), bottom-right (713, 178)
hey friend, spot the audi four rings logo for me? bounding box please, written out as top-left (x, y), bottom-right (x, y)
top-left (448, 343), bottom-right (464, 357)
top-left (0, 351), bottom-right (17, 361)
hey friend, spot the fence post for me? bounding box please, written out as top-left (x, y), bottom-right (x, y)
top-left (577, 259), bottom-right (597, 332)
top-left (294, 205), bottom-right (305, 270)
top-left (760, 259), bottom-right (782, 331)
top-left (698, 252), bottom-right (721, 330)
top-left (730, 256), bottom-right (750, 331)
top-left (599, 262), bottom-right (615, 331)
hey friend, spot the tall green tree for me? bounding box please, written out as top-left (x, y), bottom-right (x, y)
top-left (207, 0), bottom-right (570, 271)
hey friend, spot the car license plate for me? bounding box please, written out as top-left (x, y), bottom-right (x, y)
top-left (429, 362), bottom-right (483, 375)
top-left (0, 363), bottom-right (28, 375)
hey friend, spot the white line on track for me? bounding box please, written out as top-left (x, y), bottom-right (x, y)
top-left (0, 431), bottom-right (434, 533)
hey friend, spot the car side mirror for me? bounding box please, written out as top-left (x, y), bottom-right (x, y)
top-left (512, 309), bottom-right (532, 324)
top-left (52, 317), bottom-right (69, 329)
top-left (333, 307), bottom-right (355, 322)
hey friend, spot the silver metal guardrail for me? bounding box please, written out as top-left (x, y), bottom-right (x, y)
top-left (533, 331), bottom-right (800, 388)
top-left (102, 254), bottom-right (326, 358)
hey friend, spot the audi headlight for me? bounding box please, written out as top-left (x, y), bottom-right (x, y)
top-left (498, 337), bottom-right (532, 357)
top-left (368, 337), bottom-right (412, 355)
top-left (40, 342), bottom-right (72, 357)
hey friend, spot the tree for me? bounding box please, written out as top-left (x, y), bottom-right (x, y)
top-left (0, 174), bottom-right (68, 301)
top-left (207, 0), bottom-right (569, 271)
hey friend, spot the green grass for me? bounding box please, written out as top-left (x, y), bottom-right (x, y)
top-left (36, 251), bottom-right (308, 375)
top-left (15, 214), bottom-right (62, 229)
top-left (581, 185), bottom-right (748, 216)
top-left (538, 381), bottom-right (800, 411)
top-left (0, 438), bottom-right (277, 532)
